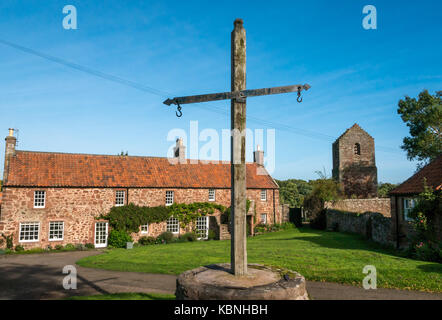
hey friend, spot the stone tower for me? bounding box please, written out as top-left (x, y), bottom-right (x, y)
top-left (332, 124), bottom-right (378, 198)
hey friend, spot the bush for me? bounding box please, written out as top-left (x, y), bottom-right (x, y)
top-left (15, 245), bottom-right (25, 252)
top-left (179, 232), bottom-right (198, 242)
top-left (64, 244), bottom-right (76, 251)
top-left (85, 243), bottom-right (95, 249)
top-left (46, 245), bottom-right (53, 251)
top-left (55, 244), bottom-right (63, 250)
top-left (157, 231), bottom-right (174, 244)
top-left (138, 236), bottom-right (157, 246)
top-left (108, 230), bottom-right (133, 248)
top-left (208, 229), bottom-right (216, 240)
top-left (76, 244), bottom-right (86, 251)
top-left (414, 242), bottom-right (442, 263)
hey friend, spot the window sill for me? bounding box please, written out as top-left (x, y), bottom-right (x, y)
top-left (19, 240), bottom-right (39, 243)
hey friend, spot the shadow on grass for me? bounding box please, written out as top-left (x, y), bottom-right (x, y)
top-left (67, 292), bottom-right (175, 300)
top-left (417, 263), bottom-right (442, 274)
top-left (271, 227), bottom-right (405, 258)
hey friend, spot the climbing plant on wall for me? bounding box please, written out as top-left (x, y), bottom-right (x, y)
top-left (98, 202), bottom-right (228, 234)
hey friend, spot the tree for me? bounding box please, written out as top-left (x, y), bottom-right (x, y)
top-left (377, 182), bottom-right (398, 198)
top-left (276, 179), bottom-right (313, 208)
top-left (398, 90), bottom-right (442, 167)
top-left (303, 178), bottom-right (342, 229)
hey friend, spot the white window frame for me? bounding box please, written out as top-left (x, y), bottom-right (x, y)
top-left (115, 190), bottom-right (126, 207)
top-left (260, 214), bottom-right (267, 224)
top-left (19, 222), bottom-right (40, 243)
top-left (48, 221), bottom-right (64, 241)
top-left (166, 191), bottom-right (174, 206)
top-left (140, 224), bottom-right (149, 234)
top-left (196, 216), bottom-right (209, 240)
top-left (208, 189), bottom-right (216, 202)
top-left (167, 217), bottom-right (179, 234)
top-left (260, 189), bottom-right (267, 201)
top-left (403, 198), bottom-right (416, 222)
top-left (34, 191), bottom-right (46, 208)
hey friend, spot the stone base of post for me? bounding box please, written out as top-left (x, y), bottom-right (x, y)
top-left (175, 263), bottom-right (309, 300)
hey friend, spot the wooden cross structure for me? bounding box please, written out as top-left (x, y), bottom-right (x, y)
top-left (164, 19), bottom-right (310, 276)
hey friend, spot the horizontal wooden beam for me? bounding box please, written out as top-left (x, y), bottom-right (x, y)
top-left (163, 84), bottom-right (311, 106)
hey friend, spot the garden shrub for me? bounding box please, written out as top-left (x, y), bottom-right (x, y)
top-left (55, 244), bottom-right (63, 250)
top-left (138, 236), bottom-right (157, 246)
top-left (85, 243), bottom-right (95, 249)
top-left (76, 244), bottom-right (86, 251)
top-left (157, 231), bottom-right (174, 244)
top-left (15, 245), bottom-right (25, 252)
top-left (108, 230), bottom-right (133, 248)
top-left (179, 232), bottom-right (198, 242)
top-left (407, 186), bottom-right (441, 262)
top-left (64, 244), bottom-right (76, 251)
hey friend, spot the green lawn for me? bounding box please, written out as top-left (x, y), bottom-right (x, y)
top-left (77, 227), bottom-right (442, 292)
top-left (67, 292), bottom-right (175, 300)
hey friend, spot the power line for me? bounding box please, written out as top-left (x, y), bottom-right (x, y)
top-left (0, 38), bottom-right (403, 155)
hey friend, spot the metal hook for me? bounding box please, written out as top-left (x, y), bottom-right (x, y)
top-left (175, 102), bottom-right (183, 117)
top-left (297, 86), bottom-right (303, 103)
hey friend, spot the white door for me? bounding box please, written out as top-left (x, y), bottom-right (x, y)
top-left (94, 222), bottom-right (108, 248)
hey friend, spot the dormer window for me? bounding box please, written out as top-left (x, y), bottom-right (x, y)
top-left (354, 143), bottom-right (361, 155)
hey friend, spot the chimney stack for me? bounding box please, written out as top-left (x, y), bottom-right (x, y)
top-left (253, 145), bottom-right (264, 166)
top-left (173, 138), bottom-right (186, 164)
top-left (5, 128), bottom-right (16, 157)
top-left (4, 128), bottom-right (17, 184)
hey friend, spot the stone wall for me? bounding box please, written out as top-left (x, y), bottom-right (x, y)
top-left (0, 186), bottom-right (280, 249)
top-left (326, 209), bottom-right (393, 246)
top-left (325, 198), bottom-right (391, 217)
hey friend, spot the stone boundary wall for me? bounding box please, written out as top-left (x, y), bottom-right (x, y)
top-left (326, 209), bottom-right (393, 246)
top-left (325, 198), bottom-right (391, 217)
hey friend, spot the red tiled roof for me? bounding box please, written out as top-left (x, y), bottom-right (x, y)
top-left (5, 151), bottom-right (278, 189)
top-left (389, 154), bottom-right (442, 195)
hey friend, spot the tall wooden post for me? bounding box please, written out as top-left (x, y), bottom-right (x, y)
top-left (231, 18), bottom-right (247, 276)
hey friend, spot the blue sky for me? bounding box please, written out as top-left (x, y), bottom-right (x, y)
top-left (0, 0), bottom-right (441, 183)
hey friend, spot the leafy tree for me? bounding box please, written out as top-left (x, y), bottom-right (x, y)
top-left (397, 90), bottom-right (442, 167)
top-left (377, 182), bottom-right (398, 198)
top-left (276, 179), bottom-right (313, 208)
top-left (303, 178), bottom-right (342, 229)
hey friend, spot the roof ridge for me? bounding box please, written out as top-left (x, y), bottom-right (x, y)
top-left (14, 150), bottom-right (258, 164)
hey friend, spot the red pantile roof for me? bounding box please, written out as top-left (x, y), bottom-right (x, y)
top-left (389, 154), bottom-right (442, 195)
top-left (5, 151), bottom-right (278, 189)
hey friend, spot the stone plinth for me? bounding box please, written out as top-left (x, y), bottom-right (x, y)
top-left (175, 264), bottom-right (308, 300)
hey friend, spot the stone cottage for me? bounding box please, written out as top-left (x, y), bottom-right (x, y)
top-left (332, 124), bottom-right (378, 198)
top-left (0, 130), bottom-right (280, 249)
top-left (389, 155), bottom-right (442, 248)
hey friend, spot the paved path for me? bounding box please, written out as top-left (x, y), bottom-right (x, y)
top-left (0, 251), bottom-right (441, 300)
